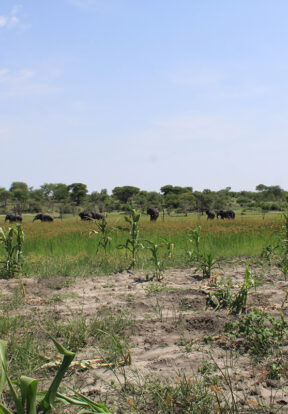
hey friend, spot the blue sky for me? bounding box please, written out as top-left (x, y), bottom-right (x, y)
top-left (1, 0), bottom-right (287, 193)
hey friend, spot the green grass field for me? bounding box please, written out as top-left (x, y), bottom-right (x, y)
top-left (0, 211), bottom-right (283, 277)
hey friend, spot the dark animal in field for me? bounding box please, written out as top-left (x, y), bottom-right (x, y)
top-left (216, 210), bottom-right (235, 219)
top-left (79, 211), bottom-right (103, 221)
top-left (5, 214), bottom-right (22, 223)
top-left (147, 208), bottom-right (159, 221)
top-left (33, 214), bottom-right (54, 222)
top-left (205, 210), bottom-right (215, 220)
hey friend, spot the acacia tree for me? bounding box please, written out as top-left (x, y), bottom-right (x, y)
top-left (9, 182), bottom-right (29, 214)
top-left (112, 186), bottom-right (140, 205)
top-left (68, 183), bottom-right (88, 206)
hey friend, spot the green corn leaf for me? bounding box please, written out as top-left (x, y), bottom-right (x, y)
top-left (0, 340), bottom-right (8, 395)
top-left (57, 392), bottom-right (112, 413)
top-left (5, 373), bottom-right (25, 414)
top-left (39, 336), bottom-right (75, 412)
top-left (19, 376), bottom-right (38, 414)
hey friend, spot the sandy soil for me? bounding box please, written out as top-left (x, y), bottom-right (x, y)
top-left (2, 262), bottom-right (288, 412)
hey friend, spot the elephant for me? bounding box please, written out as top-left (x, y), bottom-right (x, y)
top-left (5, 214), bottom-right (22, 223)
top-left (33, 214), bottom-right (54, 222)
top-left (216, 210), bottom-right (235, 219)
top-left (79, 211), bottom-right (103, 221)
top-left (147, 208), bottom-right (159, 221)
top-left (205, 210), bottom-right (215, 220)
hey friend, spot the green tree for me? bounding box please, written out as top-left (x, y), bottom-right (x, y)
top-left (68, 183), bottom-right (88, 206)
top-left (0, 188), bottom-right (10, 210)
top-left (160, 185), bottom-right (192, 196)
top-left (112, 186), bottom-right (140, 204)
top-left (90, 189), bottom-right (109, 212)
top-left (9, 182), bottom-right (29, 213)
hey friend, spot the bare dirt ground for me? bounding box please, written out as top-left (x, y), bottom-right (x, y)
top-left (2, 262), bottom-right (288, 412)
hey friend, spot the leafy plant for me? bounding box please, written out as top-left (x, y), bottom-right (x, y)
top-left (195, 252), bottom-right (220, 278)
top-left (117, 207), bottom-right (142, 269)
top-left (0, 336), bottom-right (111, 413)
top-left (186, 226), bottom-right (201, 264)
top-left (57, 390), bottom-right (111, 413)
top-left (207, 265), bottom-right (259, 314)
top-left (0, 224), bottom-right (24, 279)
top-left (206, 278), bottom-right (233, 311)
top-left (89, 215), bottom-right (113, 255)
top-left (225, 308), bottom-right (288, 358)
top-left (144, 240), bottom-right (165, 281)
top-left (229, 264), bottom-right (257, 314)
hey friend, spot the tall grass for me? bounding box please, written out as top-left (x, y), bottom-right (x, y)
top-left (0, 214), bottom-right (282, 277)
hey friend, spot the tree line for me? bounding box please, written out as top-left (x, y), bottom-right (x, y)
top-left (0, 182), bottom-right (287, 216)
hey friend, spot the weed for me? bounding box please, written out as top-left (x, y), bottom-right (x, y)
top-left (144, 281), bottom-right (168, 295)
top-left (114, 374), bottom-right (219, 413)
top-left (0, 224), bottom-right (24, 279)
top-left (89, 310), bottom-right (133, 363)
top-left (224, 308), bottom-right (288, 358)
top-left (46, 316), bottom-right (89, 352)
top-left (267, 361), bottom-right (284, 379)
top-left (197, 360), bottom-right (215, 377)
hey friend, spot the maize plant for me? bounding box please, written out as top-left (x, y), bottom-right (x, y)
top-left (186, 226), bottom-right (201, 264)
top-left (0, 336), bottom-right (111, 413)
top-left (0, 224), bottom-right (24, 279)
top-left (144, 240), bottom-right (165, 281)
top-left (118, 207), bottom-right (142, 270)
top-left (195, 252), bottom-right (220, 278)
top-left (89, 215), bottom-right (113, 255)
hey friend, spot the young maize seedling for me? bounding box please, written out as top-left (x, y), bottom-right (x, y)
top-left (117, 206), bottom-right (142, 270)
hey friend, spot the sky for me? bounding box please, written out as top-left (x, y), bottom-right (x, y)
top-left (1, 0), bottom-right (288, 194)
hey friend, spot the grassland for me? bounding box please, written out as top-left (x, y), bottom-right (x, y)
top-left (0, 211), bottom-right (282, 278)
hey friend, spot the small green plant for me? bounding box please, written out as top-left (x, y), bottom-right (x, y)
top-left (46, 316), bottom-right (89, 352)
top-left (144, 240), bottom-right (165, 281)
top-left (144, 281), bottom-right (168, 295)
top-left (197, 360), bottom-right (215, 377)
top-left (0, 224), bottom-right (24, 279)
top-left (229, 264), bottom-right (257, 314)
top-left (225, 308), bottom-right (288, 358)
top-left (186, 226), bottom-right (201, 263)
top-left (267, 361), bottom-right (284, 379)
top-left (90, 215), bottom-right (113, 255)
top-left (206, 279), bottom-right (233, 311)
top-left (161, 238), bottom-right (174, 260)
top-left (117, 207), bottom-right (142, 270)
top-left (207, 265), bottom-right (260, 314)
top-left (195, 252), bottom-right (220, 278)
